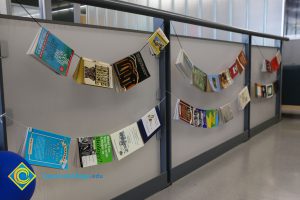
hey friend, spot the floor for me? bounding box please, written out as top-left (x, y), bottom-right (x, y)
top-left (147, 117), bottom-right (300, 200)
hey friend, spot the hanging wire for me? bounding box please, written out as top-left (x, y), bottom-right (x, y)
top-left (73, 96), bottom-right (167, 139)
top-left (0, 96), bottom-right (167, 139)
top-left (170, 21), bottom-right (184, 49)
top-left (0, 113), bottom-right (29, 129)
top-left (0, 81), bottom-right (250, 134)
top-left (170, 21), bottom-right (245, 75)
top-left (15, 0), bottom-right (82, 58)
top-left (165, 89), bottom-right (239, 111)
top-left (0, 84), bottom-right (246, 136)
top-left (16, 0), bottom-right (43, 28)
top-left (252, 37), bottom-right (268, 60)
top-left (16, 0), bottom-right (165, 59)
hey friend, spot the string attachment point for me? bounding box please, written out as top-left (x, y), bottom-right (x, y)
top-left (0, 113), bottom-right (6, 123)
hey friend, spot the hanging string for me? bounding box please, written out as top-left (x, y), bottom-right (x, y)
top-left (71, 96), bottom-right (167, 140)
top-left (165, 89), bottom-right (238, 111)
top-left (170, 21), bottom-right (245, 76)
top-left (0, 84), bottom-right (250, 139)
top-left (0, 96), bottom-right (166, 141)
top-left (16, 0), bottom-right (43, 28)
top-left (0, 113), bottom-right (29, 129)
top-left (0, 84), bottom-right (244, 137)
top-left (252, 37), bottom-right (267, 60)
top-left (16, 1), bottom-right (164, 60)
top-left (170, 21), bottom-right (183, 49)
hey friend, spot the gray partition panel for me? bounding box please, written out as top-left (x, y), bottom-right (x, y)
top-left (170, 37), bottom-right (245, 168)
top-left (0, 18), bottom-right (161, 200)
top-left (250, 47), bottom-right (278, 129)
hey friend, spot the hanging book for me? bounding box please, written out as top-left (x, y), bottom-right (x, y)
top-left (262, 51), bottom-right (281, 73)
top-left (276, 51), bottom-right (282, 65)
top-left (206, 109), bottom-right (219, 128)
top-left (192, 66), bottom-right (207, 91)
top-left (261, 85), bottom-right (267, 97)
top-left (229, 63), bottom-right (239, 79)
top-left (148, 28), bottom-right (170, 56)
top-left (113, 52), bottom-right (150, 91)
top-left (208, 74), bottom-right (221, 92)
top-left (73, 57), bottom-right (113, 88)
top-left (236, 51), bottom-right (247, 73)
top-left (137, 106), bottom-right (162, 143)
top-left (77, 135), bottom-right (113, 168)
top-left (219, 103), bottom-right (234, 123)
top-left (200, 109), bottom-right (207, 128)
top-left (219, 69), bottom-right (233, 89)
top-left (178, 100), bottom-right (194, 125)
top-left (238, 86), bottom-right (251, 110)
top-left (266, 84), bottom-right (274, 98)
top-left (193, 108), bottom-right (201, 127)
top-left (255, 81), bottom-right (278, 98)
top-left (27, 27), bottom-right (74, 76)
top-left (24, 128), bottom-right (71, 170)
top-left (261, 59), bottom-right (272, 72)
top-left (256, 83), bottom-right (267, 98)
top-left (255, 83), bottom-right (263, 97)
top-left (175, 49), bottom-right (194, 80)
top-left (193, 108), bottom-right (207, 128)
top-left (110, 123), bottom-right (144, 160)
top-left (270, 58), bottom-right (280, 72)
top-left (271, 51), bottom-right (281, 72)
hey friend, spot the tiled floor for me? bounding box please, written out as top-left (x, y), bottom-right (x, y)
top-left (147, 117), bottom-right (300, 200)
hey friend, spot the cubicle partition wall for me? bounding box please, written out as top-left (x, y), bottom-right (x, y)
top-left (250, 45), bottom-right (279, 136)
top-left (0, 17), bottom-right (167, 200)
top-left (0, 1), bottom-right (288, 199)
top-left (170, 37), bottom-right (246, 181)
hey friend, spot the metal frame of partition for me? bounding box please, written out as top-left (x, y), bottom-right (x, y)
top-left (0, 0), bottom-right (288, 199)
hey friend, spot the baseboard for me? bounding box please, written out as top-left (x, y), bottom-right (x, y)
top-left (250, 116), bottom-right (280, 138)
top-left (282, 113), bottom-right (300, 118)
top-left (112, 172), bottom-right (169, 200)
top-left (171, 132), bottom-right (248, 182)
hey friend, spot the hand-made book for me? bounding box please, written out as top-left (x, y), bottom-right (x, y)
top-left (73, 57), bottom-right (114, 88)
top-left (110, 123), bottom-right (145, 160)
top-left (78, 135), bottom-right (113, 168)
top-left (112, 51), bottom-right (150, 91)
top-left (27, 27), bottom-right (74, 76)
top-left (24, 128), bottom-right (71, 170)
top-left (148, 27), bottom-right (170, 56)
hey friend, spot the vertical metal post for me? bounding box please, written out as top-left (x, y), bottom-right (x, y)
top-left (228, 0), bottom-right (233, 41)
top-left (263, 0), bottom-right (268, 45)
top-left (244, 35), bottom-right (251, 138)
top-left (39, 0), bottom-right (52, 20)
top-left (73, 3), bottom-right (81, 23)
top-left (212, 0), bottom-right (217, 39)
top-left (276, 40), bottom-right (283, 119)
top-left (157, 18), bottom-right (171, 184)
top-left (0, 0), bottom-right (11, 15)
top-left (0, 45), bottom-right (7, 151)
top-left (197, 0), bottom-right (203, 37)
